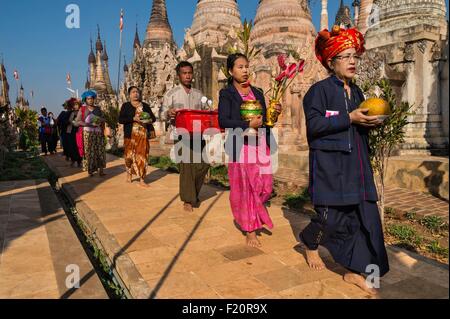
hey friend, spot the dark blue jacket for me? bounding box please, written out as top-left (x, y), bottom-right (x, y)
top-left (304, 75), bottom-right (378, 206)
top-left (218, 84), bottom-right (277, 162)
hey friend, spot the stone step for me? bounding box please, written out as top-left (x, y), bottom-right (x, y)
top-left (0, 180), bottom-right (108, 299)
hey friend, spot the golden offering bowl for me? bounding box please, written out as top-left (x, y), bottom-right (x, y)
top-left (265, 99), bottom-right (281, 127)
top-left (240, 100), bottom-right (263, 122)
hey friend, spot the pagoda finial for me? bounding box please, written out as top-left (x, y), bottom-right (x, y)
top-left (88, 37), bottom-right (96, 64)
top-left (102, 41), bottom-right (109, 61)
top-left (144, 0), bottom-right (175, 48)
top-left (96, 25), bottom-right (103, 52)
top-left (134, 22), bottom-right (141, 48)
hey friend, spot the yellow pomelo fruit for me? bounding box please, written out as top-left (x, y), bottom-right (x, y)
top-left (359, 98), bottom-right (391, 116)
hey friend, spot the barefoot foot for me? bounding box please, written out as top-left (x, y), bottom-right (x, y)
top-left (343, 272), bottom-right (379, 296)
top-left (246, 232), bottom-right (261, 248)
top-left (138, 180), bottom-right (150, 188)
top-left (183, 203), bottom-right (193, 212)
top-left (305, 249), bottom-right (326, 270)
top-left (126, 173), bottom-right (132, 183)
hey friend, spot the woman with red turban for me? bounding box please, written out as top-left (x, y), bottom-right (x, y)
top-left (299, 26), bottom-right (389, 295)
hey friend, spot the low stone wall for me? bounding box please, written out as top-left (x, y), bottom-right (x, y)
top-left (385, 156), bottom-right (448, 201)
top-left (277, 152), bottom-right (449, 200)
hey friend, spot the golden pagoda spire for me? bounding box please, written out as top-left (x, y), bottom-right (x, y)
top-left (102, 41), bottom-right (114, 95)
top-left (93, 26), bottom-right (106, 93)
top-left (144, 0), bottom-right (175, 49)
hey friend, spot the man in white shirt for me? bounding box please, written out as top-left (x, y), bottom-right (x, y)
top-left (161, 61), bottom-right (210, 212)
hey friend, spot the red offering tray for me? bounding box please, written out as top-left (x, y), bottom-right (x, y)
top-left (175, 109), bottom-right (224, 134)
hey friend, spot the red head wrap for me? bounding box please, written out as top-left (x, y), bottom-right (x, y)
top-left (66, 98), bottom-right (81, 108)
top-left (315, 25), bottom-right (365, 71)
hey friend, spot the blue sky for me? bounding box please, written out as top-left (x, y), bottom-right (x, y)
top-left (0, 0), bottom-right (448, 115)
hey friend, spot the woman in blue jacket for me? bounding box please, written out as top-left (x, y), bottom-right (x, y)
top-left (299, 26), bottom-right (389, 295)
top-left (218, 53), bottom-right (280, 248)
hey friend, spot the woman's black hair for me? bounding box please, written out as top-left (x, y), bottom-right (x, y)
top-left (226, 53), bottom-right (248, 85)
top-left (127, 85), bottom-right (141, 96)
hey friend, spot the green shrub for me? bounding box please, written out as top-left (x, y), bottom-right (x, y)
top-left (405, 210), bottom-right (417, 221)
top-left (426, 241), bottom-right (449, 258)
top-left (387, 224), bottom-right (423, 246)
top-left (283, 188), bottom-right (311, 209)
top-left (420, 216), bottom-right (446, 233)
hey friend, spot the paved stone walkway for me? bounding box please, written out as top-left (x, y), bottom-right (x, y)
top-left (0, 180), bottom-right (107, 299)
top-left (275, 168), bottom-right (449, 222)
top-left (43, 153), bottom-right (449, 299)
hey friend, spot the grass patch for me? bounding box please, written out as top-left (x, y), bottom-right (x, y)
top-left (149, 156), bottom-right (179, 173)
top-left (426, 241), bottom-right (449, 258)
top-left (107, 147), bottom-right (124, 158)
top-left (420, 216), bottom-right (448, 233)
top-left (148, 155), bottom-right (230, 188)
top-left (209, 165), bottom-right (229, 188)
top-left (283, 188), bottom-right (311, 210)
top-left (405, 210), bottom-right (417, 221)
top-left (386, 224), bottom-right (424, 247)
top-left (0, 150), bottom-right (52, 181)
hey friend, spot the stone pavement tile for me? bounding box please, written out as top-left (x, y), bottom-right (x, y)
top-left (257, 234), bottom-right (300, 254)
top-left (379, 276), bottom-right (449, 299)
top-left (407, 262), bottom-right (449, 289)
top-left (268, 224), bottom-right (298, 237)
top-left (148, 224), bottom-right (188, 238)
top-left (5, 219), bottom-right (42, 234)
top-left (95, 209), bottom-right (135, 221)
top-left (257, 292), bottom-right (284, 299)
top-left (189, 226), bottom-right (229, 241)
top-left (321, 277), bottom-right (372, 299)
top-left (184, 234), bottom-right (244, 253)
top-left (216, 244), bottom-right (264, 261)
top-left (237, 254), bottom-right (288, 276)
top-left (137, 257), bottom-right (173, 281)
top-left (2, 237), bottom-right (52, 256)
top-left (390, 254), bottom-right (422, 271)
top-left (0, 254), bottom-right (54, 275)
top-left (3, 231), bottom-right (49, 248)
top-left (155, 231), bottom-right (190, 248)
top-left (129, 245), bottom-right (179, 265)
top-left (104, 219), bottom-right (144, 234)
top-left (193, 261), bottom-right (255, 287)
top-left (0, 234), bottom-right (4, 258)
top-left (4, 224), bottom-right (46, 238)
top-left (171, 287), bottom-right (222, 299)
top-left (381, 267), bottom-right (413, 286)
top-left (114, 231), bottom-right (165, 253)
top-left (8, 206), bottom-right (42, 218)
top-left (0, 271), bottom-right (59, 298)
top-left (264, 216), bottom-right (291, 228)
top-left (167, 214), bottom-right (202, 227)
top-left (211, 275), bottom-right (274, 299)
top-left (170, 250), bottom-right (230, 274)
top-left (147, 272), bottom-right (213, 299)
top-left (288, 262), bottom-right (343, 286)
top-left (254, 266), bottom-right (305, 292)
top-left (1, 186), bottom-right (34, 197)
top-left (272, 248), bottom-right (308, 266)
top-left (278, 280), bottom-right (348, 299)
top-left (8, 289), bottom-right (61, 299)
